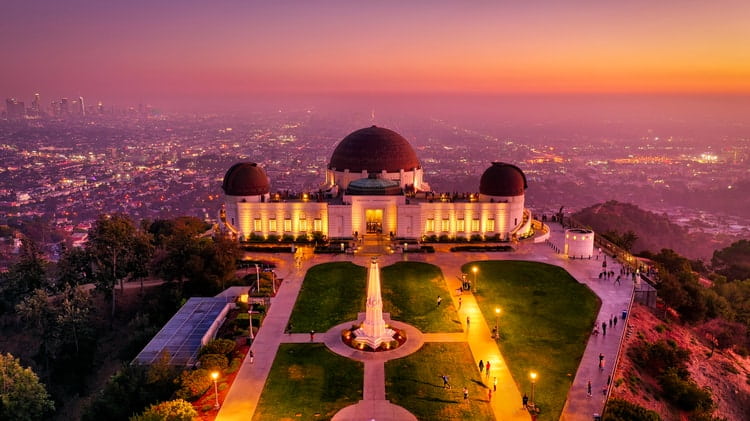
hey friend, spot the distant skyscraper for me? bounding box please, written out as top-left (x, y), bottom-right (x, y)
top-left (5, 98), bottom-right (26, 120)
top-left (60, 98), bottom-right (69, 115)
top-left (97, 100), bottom-right (104, 114)
top-left (78, 96), bottom-right (85, 116)
top-left (31, 93), bottom-right (41, 115)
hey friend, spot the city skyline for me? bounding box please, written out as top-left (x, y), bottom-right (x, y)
top-left (2, 1), bottom-right (750, 109)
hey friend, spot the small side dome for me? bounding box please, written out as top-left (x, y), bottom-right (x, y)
top-left (479, 162), bottom-right (527, 196)
top-left (222, 163), bottom-right (270, 196)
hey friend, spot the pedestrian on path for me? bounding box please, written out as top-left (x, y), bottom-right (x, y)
top-left (478, 360), bottom-right (484, 373)
top-left (488, 388), bottom-right (492, 401)
top-left (613, 316), bottom-right (618, 327)
top-left (458, 296), bottom-right (462, 309)
top-left (463, 387), bottom-right (469, 400)
top-left (466, 316), bottom-right (470, 327)
top-left (602, 322), bottom-right (607, 336)
top-left (485, 360), bottom-right (491, 376)
top-left (437, 295), bottom-right (442, 307)
top-left (522, 393), bottom-right (528, 408)
top-left (598, 353), bottom-right (605, 370)
top-left (609, 316), bottom-right (613, 328)
top-left (587, 380), bottom-right (592, 397)
top-left (249, 350), bottom-right (254, 364)
top-left (310, 330), bottom-right (315, 342)
top-left (493, 377), bottom-right (497, 391)
top-left (607, 374), bottom-right (611, 386)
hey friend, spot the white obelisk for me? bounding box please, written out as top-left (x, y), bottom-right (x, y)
top-left (353, 257), bottom-right (395, 349)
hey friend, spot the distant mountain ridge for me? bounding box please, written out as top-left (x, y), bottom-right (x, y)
top-left (572, 201), bottom-right (728, 260)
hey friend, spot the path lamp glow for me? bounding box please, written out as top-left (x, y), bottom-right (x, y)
top-left (495, 307), bottom-right (501, 338)
top-left (530, 371), bottom-right (537, 408)
top-left (472, 266), bottom-right (478, 293)
top-left (211, 371), bottom-right (220, 409)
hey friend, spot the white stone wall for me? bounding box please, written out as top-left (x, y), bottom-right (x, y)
top-left (564, 228), bottom-right (595, 258)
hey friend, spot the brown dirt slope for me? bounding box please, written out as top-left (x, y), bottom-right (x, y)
top-left (611, 304), bottom-right (750, 420)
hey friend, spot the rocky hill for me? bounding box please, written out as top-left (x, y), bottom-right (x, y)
top-left (572, 201), bottom-right (730, 260)
top-left (611, 304), bottom-right (750, 420)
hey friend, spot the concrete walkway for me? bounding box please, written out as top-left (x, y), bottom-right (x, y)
top-left (218, 222), bottom-right (634, 421)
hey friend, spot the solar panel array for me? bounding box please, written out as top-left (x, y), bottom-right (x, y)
top-left (134, 297), bottom-right (231, 366)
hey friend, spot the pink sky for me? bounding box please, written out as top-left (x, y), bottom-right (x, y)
top-left (2, 1), bottom-right (749, 105)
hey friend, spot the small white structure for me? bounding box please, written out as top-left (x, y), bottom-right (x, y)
top-left (353, 257), bottom-right (395, 350)
top-left (564, 228), bottom-right (595, 258)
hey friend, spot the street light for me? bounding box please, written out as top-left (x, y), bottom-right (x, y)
top-left (254, 264), bottom-right (261, 293)
top-left (472, 266), bottom-right (478, 293)
top-left (530, 371), bottom-right (537, 408)
top-left (495, 307), bottom-right (501, 338)
top-left (271, 270), bottom-right (277, 295)
top-left (248, 310), bottom-right (254, 339)
top-left (211, 371), bottom-right (220, 410)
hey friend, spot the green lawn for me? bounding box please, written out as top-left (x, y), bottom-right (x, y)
top-left (253, 344), bottom-right (363, 421)
top-left (385, 342), bottom-right (494, 420)
top-left (463, 260), bottom-right (600, 421)
top-left (381, 261), bottom-right (462, 332)
top-left (288, 262), bottom-right (367, 332)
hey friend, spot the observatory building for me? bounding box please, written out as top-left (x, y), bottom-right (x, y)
top-left (219, 126), bottom-right (533, 242)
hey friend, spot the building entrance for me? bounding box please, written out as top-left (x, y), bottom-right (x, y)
top-left (365, 209), bottom-right (383, 234)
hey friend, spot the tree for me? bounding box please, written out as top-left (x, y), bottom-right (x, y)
top-left (711, 239), bottom-right (750, 282)
top-left (54, 246), bottom-right (92, 291)
top-left (0, 238), bottom-right (49, 312)
top-left (129, 399), bottom-right (197, 421)
top-left (86, 214), bottom-right (153, 317)
top-left (0, 353), bottom-right (55, 421)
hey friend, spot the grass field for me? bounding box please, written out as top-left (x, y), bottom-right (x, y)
top-left (385, 342), bottom-right (494, 420)
top-left (463, 260), bottom-right (601, 421)
top-left (287, 262), bottom-right (366, 333)
top-left (252, 343), bottom-right (363, 421)
top-left (381, 261), bottom-right (462, 332)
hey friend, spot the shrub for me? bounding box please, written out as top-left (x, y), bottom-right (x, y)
top-left (225, 357), bottom-right (242, 374)
top-left (266, 233), bottom-right (280, 242)
top-left (470, 234), bottom-right (483, 242)
top-left (199, 353), bottom-right (228, 371)
top-left (129, 399), bottom-right (197, 421)
top-left (281, 234), bottom-right (295, 242)
top-left (175, 369), bottom-right (212, 400)
top-left (438, 234), bottom-right (451, 242)
top-left (199, 339), bottom-right (237, 357)
top-left (603, 398), bottom-right (661, 421)
top-left (235, 313), bottom-right (250, 328)
top-left (628, 339), bottom-right (690, 378)
top-left (658, 368), bottom-right (714, 412)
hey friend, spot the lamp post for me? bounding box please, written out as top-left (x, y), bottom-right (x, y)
top-left (211, 371), bottom-right (220, 410)
top-left (271, 270), bottom-right (277, 295)
top-left (248, 310), bottom-right (254, 339)
top-left (530, 371), bottom-right (537, 408)
top-left (495, 307), bottom-right (501, 338)
top-left (254, 264), bottom-right (260, 294)
top-left (472, 266), bottom-right (478, 293)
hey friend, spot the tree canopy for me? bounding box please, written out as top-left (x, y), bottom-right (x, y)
top-left (0, 353), bottom-right (55, 421)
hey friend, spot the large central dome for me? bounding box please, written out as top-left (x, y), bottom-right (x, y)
top-left (329, 126), bottom-right (420, 173)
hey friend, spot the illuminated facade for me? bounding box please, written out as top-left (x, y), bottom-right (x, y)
top-left (220, 126), bottom-right (533, 241)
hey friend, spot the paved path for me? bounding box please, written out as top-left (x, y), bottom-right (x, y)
top-left (218, 222), bottom-right (633, 421)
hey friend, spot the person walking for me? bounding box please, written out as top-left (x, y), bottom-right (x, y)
top-left (437, 295), bottom-right (442, 307)
top-left (466, 316), bottom-right (470, 327)
top-left (441, 374), bottom-right (451, 389)
top-left (478, 360), bottom-right (484, 373)
top-left (488, 388), bottom-right (492, 402)
top-left (463, 387), bottom-right (469, 401)
top-left (249, 350), bottom-right (254, 364)
top-left (598, 353), bottom-right (605, 370)
top-left (602, 322), bottom-right (607, 336)
top-left (522, 393), bottom-right (528, 408)
top-left (587, 380), bottom-right (592, 397)
top-left (310, 330), bottom-right (315, 342)
top-left (485, 360), bottom-right (491, 376)
top-left (458, 296), bottom-right (462, 309)
top-left (613, 316), bottom-right (618, 327)
top-left (493, 376), bottom-right (497, 392)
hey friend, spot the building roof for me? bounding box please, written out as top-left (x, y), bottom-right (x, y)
top-left (479, 162), bottom-right (527, 197)
top-left (329, 126), bottom-right (420, 173)
top-left (346, 177), bottom-right (403, 195)
top-left (133, 297), bottom-right (231, 366)
top-left (222, 162), bottom-right (270, 196)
